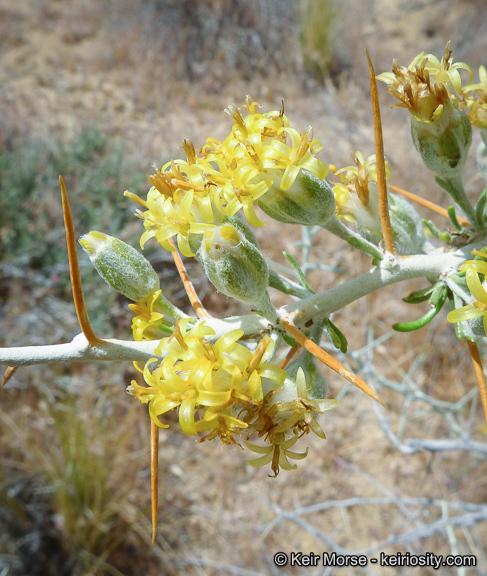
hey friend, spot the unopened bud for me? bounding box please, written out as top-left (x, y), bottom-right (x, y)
top-left (258, 169), bottom-right (336, 226)
top-left (80, 231), bottom-right (160, 301)
top-left (198, 224), bottom-right (268, 305)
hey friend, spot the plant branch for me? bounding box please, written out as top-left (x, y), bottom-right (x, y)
top-left (1, 245), bottom-right (484, 369)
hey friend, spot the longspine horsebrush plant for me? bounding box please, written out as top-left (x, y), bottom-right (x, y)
top-left (2, 43), bottom-right (487, 543)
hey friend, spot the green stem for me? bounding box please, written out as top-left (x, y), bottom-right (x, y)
top-left (155, 295), bottom-right (188, 322)
top-left (268, 269), bottom-right (312, 299)
top-left (255, 291), bottom-right (278, 323)
top-left (324, 216), bottom-right (382, 260)
top-left (436, 174), bottom-right (477, 225)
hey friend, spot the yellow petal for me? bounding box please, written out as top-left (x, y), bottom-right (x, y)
top-left (447, 305), bottom-right (485, 323)
top-left (179, 397), bottom-right (198, 435)
top-left (466, 269), bottom-right (487, 303)
top-left (280, 165), bottom-right (300, 191)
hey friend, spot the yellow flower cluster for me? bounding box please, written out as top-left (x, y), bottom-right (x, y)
top-left (377, 42), bottom-right (473, 123)
top-left (128, 319), bottom-right (338, 473)
top-left (448, 249), bottom-right (487, 334)
top-left (134, 96), bottom-right (328, 257)
top-left (378, 42), bottom-right (487, 129)
top-left (128, 319), bottom-right (286, 444)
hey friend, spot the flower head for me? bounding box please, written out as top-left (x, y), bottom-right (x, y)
top-left (128, 320), bottom-right (286, 445)
top-left (333, 152), bottom-right (388, 227)
top-left (129, 96), bottom-right (328, 255)
top-left (138, 157), bottom-right (219, 257)
top-left (377, 42), bottom-right (472, 123)
top-left (244, 367), bottom-right (338, 476)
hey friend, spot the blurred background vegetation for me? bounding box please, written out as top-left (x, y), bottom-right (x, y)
top-left (1, 0), bottom-right (487, 574)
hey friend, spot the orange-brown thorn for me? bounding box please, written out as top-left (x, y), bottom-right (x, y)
top-left (366, 49), bottom-right (396, 256)
top-left (282, 317), bottom-right (386, 407)
top-left (389, 184), bottom-right (471, 227)
top-left (151, 420), bottom-right (159, 545)
top-left (2, 366), bottom-right (18, 387)
top-left (167, 237), bottom-right (210, 318)
top-left (60, 176), bottom-right (103, 347)
top-left (467, 341), bottom-right (487, 427)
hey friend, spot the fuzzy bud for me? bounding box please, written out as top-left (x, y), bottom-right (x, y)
top-left (80, 231), bottom-right (160, 301)
top-left (258, 169), bottom-right (336, 226)
top-left (198, 224), bottom-right (269, 305)
top-left (411, 100), bottom-right (472, 179)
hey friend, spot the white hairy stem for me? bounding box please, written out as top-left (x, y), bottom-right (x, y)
top-left (0, 243), bottom-right (482, 368)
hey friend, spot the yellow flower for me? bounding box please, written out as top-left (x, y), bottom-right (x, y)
top-left (461, 66), bottom-right (487, 129)
top-left (130, 96), bottom-right (329, 254)
top-left (129, 290), bottom-right (165, 341)
top-left (244, 367), bottom-right (338, 476)
top-left (333, 152), bottom-right (390, 225)
top-left (377, 43), bottom-right (471, 123)
top-left (128, 321), bottom-right (286, 445)
top-left (139, 159), bottom-right (218, 257)
top-left (408, 42), bottom-right (472, 93)
top-left (448, 251), bottom-right (487, 334)
top-left (246, 432), bottom-right (308, 476)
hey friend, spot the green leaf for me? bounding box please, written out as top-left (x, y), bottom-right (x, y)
top-left (447, 206), bottom-right (462, 231)
top-left (422, 218), bottom-right (450, 243)
top-left (283, 251), bottom-right (314, 293)
top-left (402, 285), bottom-right (435, 304)
top-left (324, 318), bottom-right (348, 353)
top-left (392, 285), bottom-right (447, 332)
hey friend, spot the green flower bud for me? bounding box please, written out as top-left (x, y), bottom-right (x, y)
top-left (258, 169), bottom-right (336, 226)
top-left (80, 231), bottom-right (160, 301)
top-left (198, 224), bottom-right (269, 306)
top-left (411, 101), bottom-right (472, 179)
